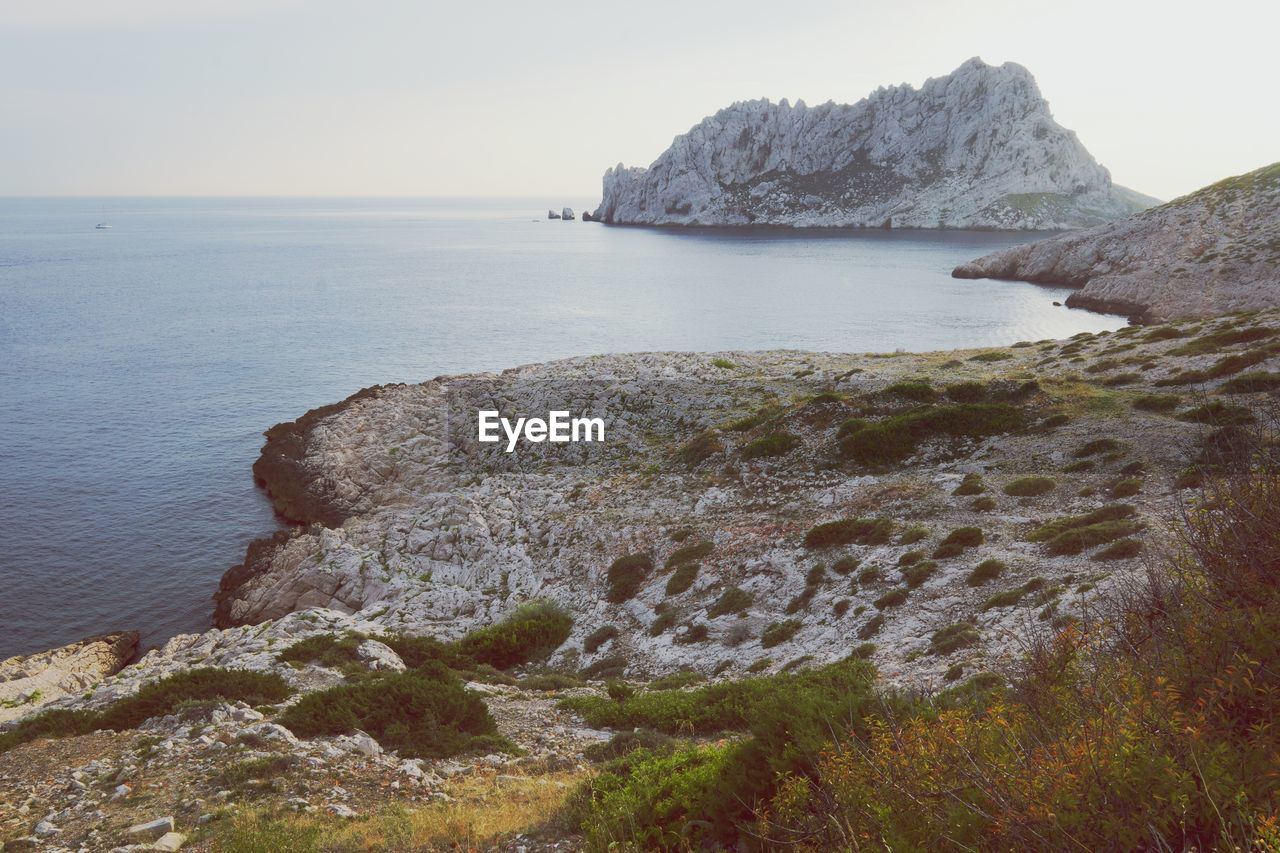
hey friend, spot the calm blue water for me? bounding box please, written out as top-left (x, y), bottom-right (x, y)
top-left (0, 198), bottom-right (1123, 658)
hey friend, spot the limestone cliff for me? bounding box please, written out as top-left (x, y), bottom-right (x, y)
top-left (953, 162), bottom-right (1280, 321)
top-left (593, 58), bottom-right (1155, 229)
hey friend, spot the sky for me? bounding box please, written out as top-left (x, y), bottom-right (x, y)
top-left (1, 0), bottom-right (1276, 201)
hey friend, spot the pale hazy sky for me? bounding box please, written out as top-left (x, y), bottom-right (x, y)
top-left (2, 0), bottom-right (1275, 201)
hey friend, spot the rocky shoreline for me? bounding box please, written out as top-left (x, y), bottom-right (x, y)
top-left (6, 309), bottom-right (1280, 848)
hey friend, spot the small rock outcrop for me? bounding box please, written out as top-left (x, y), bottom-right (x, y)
top-left (0, 631), bottom-right (138, 723)
top-left (593, 57), bottom-right (1156, 229)
top-left (561, 207), bottom-right (575, 220)
top-left (547, 209), bottom-right (561, 220)
top-left (953, 162), bottom-right (1280, 321)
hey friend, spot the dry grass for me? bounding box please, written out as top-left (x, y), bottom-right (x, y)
top-left (205, 769), bottom-right (588, 852)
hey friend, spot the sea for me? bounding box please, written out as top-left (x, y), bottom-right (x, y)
top-left (0, 197), bottom-right (1125, 658)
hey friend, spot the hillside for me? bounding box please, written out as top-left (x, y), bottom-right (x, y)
top-left (953, 162), bottom-right (1280, 320)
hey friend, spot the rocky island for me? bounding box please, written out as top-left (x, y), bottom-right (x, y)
top-left (592, 58), bottom-right (1157, 229)
top-left (953, 161), bottom-right (1280, 321)
top-left (4, 307), bottom-right (1279, 848)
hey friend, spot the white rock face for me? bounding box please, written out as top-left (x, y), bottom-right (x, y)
top-left (0, 632), bottom-right (138, 723)
top-left (594, 58), bottom-right (1155, 229)
top-left (561, 207), bottom-right (575, 220)
top-left (953, 162), bottom-right (1280, 320)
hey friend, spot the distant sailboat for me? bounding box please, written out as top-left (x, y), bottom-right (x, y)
top-left (95, 206), bottom-right (111, 229)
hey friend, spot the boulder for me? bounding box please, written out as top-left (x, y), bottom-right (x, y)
top-left (561, 207), bottom-right (575, 220)
top-left (547, 209), bottom-right (561, 219)
top-left (125, 816), bottom-right (175, 841)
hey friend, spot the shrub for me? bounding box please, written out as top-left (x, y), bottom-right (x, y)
top-left (584, 728), bottom-right (674, 763)
top-left (665, 541), bottom-right (713, 569)
top-left (967, 558), bottom-right (1006, 586)
top-left (674, 623), bottom-right (710, 645)
top-left (784, 586), bottom-right (817, 615)
top-left (1094, 538), bottom-right (1142, 561)
top-left (606, 553), bottom-right (653, 603)
top-left (839, 404), bottom-right (1026, 466)
top-left (900, 561), bottom-right (938, 588)
top-left (874, 588), bottom-right (909, 609)
top-left (953, 473), bottom-right (986, 496)
top-left (580, 654), bottom-right (627, 681)
top-left (982, 586), bottom-right (1027, 609)
top-left (1062, 459), bottom-right (1093, 473)
top-left (1102, 372), bottom-right (1140, 386)
top-left (1073, 438), bottom-right (1124, 457)
top-left (1045, 521), bottom-right (1141, 556)
top-left (832, 555), bottom-right (861, 575)
top-left (1036, 413), bottom-right (1070, 431)
top-left (380, 633), bottom-right (460, 670)
top-left (741, 432), bottom-right (800, 460)
top-left (898, 525), bottom-right (929, 545)
top-left (933, 526), bottom-right (983, 558)
top-left (278, 633), bottom-right (364, 669)
top-left (945, 381), bottom-right (988, 403)
top-left (1177, 401), bottom-right (1256, 425)
top-left (707, 586), bottom-right (753, 618)
top-left (583, 625), bottom-right (619, 654)
top-left (710, 357), bottom-right (736, 370)
top-left (1142, 324), bottom-right (1185, 341)
top-left (1109, 478), bottom-right (1143, 498)
top-left (833, 599), bottom-right (851, 618)
top-left (761, 620), bottom-right (802, 648)
top-left (1003, 476), bottom-right (1055, 497)
top-left (649, 606), bottom-right (680, 636)
top-left (884, 381), bottom-right (937, 402)
top-left (1, 668), bottom-right (293, 755)
top-left (665, 562), bottom-right (699, 596)
top-left (1027, 504), bottom-right (1135, 542)
top-left (856, 566), bottom-right (882, 585)
top-left (856, 614), bottom-right (885, 640)
top-left (1219, 371), bottom-right (1280, 393)
top-left (968, 350), bottom-right (1013, 362)
top-left (678, 431), bottom-right (724, 467)
top-left (280, 665), bottom-right (505, 759)
top-left (928, 622), bottom-right (979, 655)
top-left (897, 550), bottom-right (924, 567)
top-left (1132, 393), bottom-right (1182, 412)
top-left (519, 672), bottom-right (584, 691)
top-left (971, 496), bottom-right (997, 512)
top-left (454, 601), bottom-right (572, 669)
top-left (1169, 325), bottom-right (1275, 356)
top-left (803, 517), bottom-right (893, 548)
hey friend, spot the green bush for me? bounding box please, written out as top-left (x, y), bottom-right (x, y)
top-left (0, 668), bottom-right (292, 755)
top-left (380, 633), bottom-right (460, 670)
top-left (710, 357), bottom-right (736, 370)
top-left (856, 614), bottom-right (885, 640)
top-left (583, 625), bottom-right (619, 654)
top-left (803, 517), bottom-right (894, 548)
top-left (967, 558), bottom-right (1006, 586)
top-left (856, 566), bottom-right (882, 585)
top-left (279, 665), bottom-right (505, 759)
top-left (982, 586), bottom-right (1028, 609)
top-left (1027, 504), bottom-right (1136, 542)
top-left (665, 562), bottom-right (699, 596)
top-left (1142, 324), bottom-right (1185, 342)
top-left (1110, 478), bottom-right (1143, 498)
top-left (953, 473), bottom-right (986, 496)
top-left (1003, 476), bottom-right (1055, 497)
top-left (1132, 393), bottom-right (1182, 412)
top-left (932, 526), bottom-right (983, 559)
top-left (884, 381), bottom-right (937, 402)
top-left (583, 728), bottom-right (675, 763)
top-left (898, 525), bottom-right (929, 545)
top-left (971, 496), bottom-right (997, 512)
top-left (1177, 401), bottom-right (1256, 425)
top-left (741, 432), bottom-right (801, 460)
top-left (665, 541), bottom-right (713, 569)
top-left (707, 586), bottom-right (753, 618)
top-left (1062, 459), bottom-right (1093, 473)
top-left (1169, 325), bottom-right (1275, 356)
top-left (968, 350), bottom-right (1013, 362)
top-left (580, 654), bottom-right (627, 681)
top-left (674, 623), bottom-right (710, 645)
top-left (678, 430), bottom-right (724, 467)
top-left (900, 561), bottom-right (938, 588)
top-left (606, 553), bottom-right (653, 603)
top-left (1219, 371), bottom-right (1280, 393)
top-left (929, 622), bottom-right (980, 655)
top-left (277, 633), bottom-right (365, 669)
top-left (945, 381), bottom-right (988, 403)
top-left (1094, 538), bottom-right (1143, 561)
top-left (649, 605), bottom-right (680, 636)
top-left (839, 404), bottom-right (1026, 466)
top-left (832, 555), bottom-right (861, 575)
top-left (897, 550), bottom-right (924, 567)
top-left (761, 619), bottom-right (802, 648)
top-left (874, 588), bottom-right (909, 609)
top-left (1073, 438), bottom-right (1125, 458)
top-left (1045, 521), bottom-right (1141, 556)
top-left (454, 601), bottom-right (572, 669)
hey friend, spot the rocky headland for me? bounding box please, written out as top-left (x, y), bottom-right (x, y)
top-left (592, 57), bottom-right (1156, 229)
top-left (953, 162), bottom-right (1280, 321)
top-left (5, 310), bottom-right (1280, 849)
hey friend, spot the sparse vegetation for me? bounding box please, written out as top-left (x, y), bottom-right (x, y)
top-left (803, 517), bottom-right (893, 548)
top-left (761, 619), bottom-right (802, 648)
top-left (741, 432), bottom-right (801, 460)
top-left (839, 404), bottom-right (1026, 466)
top-left (932, 526), bottom-right (983, 558)
top-left (664, 562), bottom-right (699, 596)
top-left (606, 553), bottom-right (653, 603)
top-left (664, 541), bottom-right (713, 569)
top-left (707, 586), bottom-right (753, 618)
top-left (583, 625), bottom-right (619, 654)
top-left (1003, 476), bottom-right (1055, 497)
top-left (967, 558), bottom-right (1006, 586)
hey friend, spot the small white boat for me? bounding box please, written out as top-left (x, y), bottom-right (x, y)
top-left (95, 205), bottom-right (111, 229)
